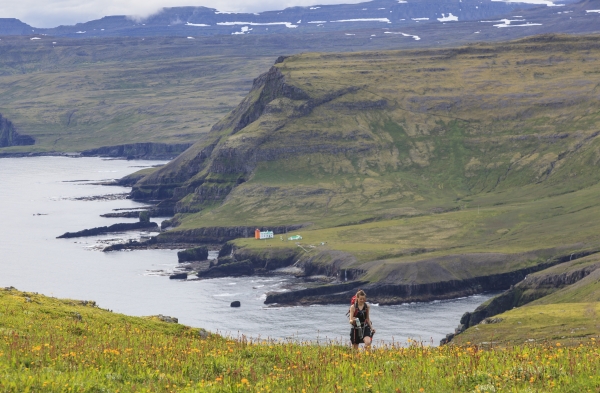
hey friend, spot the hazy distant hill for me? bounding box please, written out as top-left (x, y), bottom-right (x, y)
top-left (0, 0), bottom-right (590, 38)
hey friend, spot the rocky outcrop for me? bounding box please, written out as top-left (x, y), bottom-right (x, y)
top-left (234, 246), bottom-right (301, 271)
top-left (81, 143), bottom-right (192, 160)
top-left (150, 315), bottom-right (178, 323)
top-left (218, 242), bottom-right (234, 258)
top-left (177, 246), bottom-right (208, 262)
top-left (57, 221), bottom-right (159, 239)
top-left (0, 113), bottom-right (34, 148)
top-left (156, 224), bottom-right (306, 244)
top-left (266, 281), bottom-right (369, 305)
top-left (223, 66), bottom-right (309, 134)
top-left (169, 273), bottom-right (188, 280)
top-left (101, 211), bottom-right (146, 219)
top-left (197, 260), bottom-right (254, 278)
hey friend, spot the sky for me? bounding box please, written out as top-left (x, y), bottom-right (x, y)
top-left (0, 0), bottom-right (367, 28)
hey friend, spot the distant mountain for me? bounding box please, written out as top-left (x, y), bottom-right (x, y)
top-left (0, 18), bottom-right (34, 35)
top-left (0, 0), bottom-right (588, 38)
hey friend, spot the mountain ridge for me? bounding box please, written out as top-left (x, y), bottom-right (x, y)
top-left (0, 0), bottom-right (589, 38)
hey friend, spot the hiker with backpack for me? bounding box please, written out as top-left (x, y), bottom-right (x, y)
top-left (348, 289), bottom-right (375, 349)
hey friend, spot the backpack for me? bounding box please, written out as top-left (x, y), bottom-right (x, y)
top-left (345, 295), bottom-right (367, 318)
top-left (345, 295), bottom-right (356, 317)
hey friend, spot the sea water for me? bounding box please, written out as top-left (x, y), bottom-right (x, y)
top-left (0, 157), bottom-right (494, 345)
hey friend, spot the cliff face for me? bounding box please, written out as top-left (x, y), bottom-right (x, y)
top-left (81, 143), bottom-right (192, 160)
top-left (263, 249), bottom-right (598, 306)
top-left (130, 63), bottom-right (364, 215)
top-left (155, 224), bottom-right (306, 244)
top-left (0, 113), bottom-right (34, 148)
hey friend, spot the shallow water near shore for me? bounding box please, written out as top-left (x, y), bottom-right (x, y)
top-left (0, 157), bottom-right (494, 345)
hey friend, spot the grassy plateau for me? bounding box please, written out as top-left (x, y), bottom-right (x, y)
top-left (1, 287), bottom-right (599, 392)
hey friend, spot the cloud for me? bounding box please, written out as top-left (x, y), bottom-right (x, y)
top-left (0, 0), bottom-right (366, 28)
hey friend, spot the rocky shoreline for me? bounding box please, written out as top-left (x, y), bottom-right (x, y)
top-left (102, 229), bottom-right (600, 312)
top-left (0, 142), bottom-right (191, 160)
top-left (57, 221), bottom-right (159, 239)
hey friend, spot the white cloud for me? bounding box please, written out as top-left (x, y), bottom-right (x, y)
top-left (0, 0), bottom-right (367, 28)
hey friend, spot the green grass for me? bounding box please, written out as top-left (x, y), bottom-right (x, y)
top-left (1, 287), bottom-right (600, 392)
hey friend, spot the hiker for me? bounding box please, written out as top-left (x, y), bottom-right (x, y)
top-left (349, 289), bottom-right (375, 349)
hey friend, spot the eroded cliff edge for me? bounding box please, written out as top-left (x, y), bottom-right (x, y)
top-left (0, 113), bottom-right (34, 148)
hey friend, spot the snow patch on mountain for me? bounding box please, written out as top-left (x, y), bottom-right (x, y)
top-left (331, 18), bottom-right (391, 23)
top-left (438, 13), bottom-right (458, 22)
top-left (217, 22), bottom-right (298, 28)
top-left (491, 0), bottom-right (564, 7)
top-left (384, 31), bottom-right (420, 40)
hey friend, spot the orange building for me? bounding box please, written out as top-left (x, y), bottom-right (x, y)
top-left (255, 229), bottom-right (274, 240)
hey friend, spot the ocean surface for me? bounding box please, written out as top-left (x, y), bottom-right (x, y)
top-left (0, 157), bottom-right (494, 345)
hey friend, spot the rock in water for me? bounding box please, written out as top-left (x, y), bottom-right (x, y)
top-left (197, 260), bottom-right (254, 278)
top-left (230, 301), bottom-right (241, 308)
top-left (169, 273), bottom-right (188, 280)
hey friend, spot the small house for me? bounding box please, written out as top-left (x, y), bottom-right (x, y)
top-left (255, 229), bottom-right (274, 240)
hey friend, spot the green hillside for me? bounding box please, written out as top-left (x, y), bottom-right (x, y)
top-left (129, 35), bottom-right (600, 305)
top-left (138, 34), bottom-right (600, 225)
top-left (1, 287), bottom-right (599, 392)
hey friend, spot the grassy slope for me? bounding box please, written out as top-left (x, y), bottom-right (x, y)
top-left (453, 254), bottom-right (600, 345)
top-left (143, 35), bottom-right (600, 286)
top-left (452, 254), bottom-right (600, 346)
top-left (452, 302), bottom-right (600, 346)
top-left (1, 287), bottom-right (599, 392)
top-left (233, 181), bottom-right (600, 284)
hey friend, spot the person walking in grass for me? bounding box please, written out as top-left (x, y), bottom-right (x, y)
top-left (349, 289), bottom-right (375, 350)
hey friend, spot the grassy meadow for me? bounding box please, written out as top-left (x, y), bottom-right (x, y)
top-left (1, 287), bottom-right (599, 392)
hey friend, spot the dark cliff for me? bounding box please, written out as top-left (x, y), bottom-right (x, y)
top-left (156, 224), bottom-right (306, 244)
top-left (126, 58), bottom-right (368, 220)
top-left (264, 248), bottom-right (600, 306)
top-left (0, 113), bottom-right (34, 148)
top-left (81, 143), bottom-right (192, 160)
